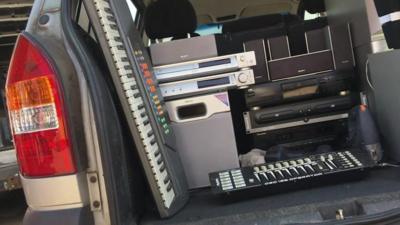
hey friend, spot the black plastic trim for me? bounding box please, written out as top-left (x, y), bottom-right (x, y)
top-left (23, 206), bottom-right (93, 225)
top-left (291, 207), bottom-right (400, 225)
top-left (61, 1), bottom-right (143, 225)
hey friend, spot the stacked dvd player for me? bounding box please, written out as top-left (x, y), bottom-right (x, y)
top-left (153, 51), bottom-right (257, 100)
top-left (150, 38), bottom-right (257, 189)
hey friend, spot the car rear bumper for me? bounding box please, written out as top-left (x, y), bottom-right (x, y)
top-left (23, 206), bottom-right (94, 225)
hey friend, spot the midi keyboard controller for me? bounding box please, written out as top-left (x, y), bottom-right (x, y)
top-left (210, 150), bottom-right (375, 196)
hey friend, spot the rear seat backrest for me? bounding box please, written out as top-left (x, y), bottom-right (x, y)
top-left (288, 17), bottom-right (328, 56)
top-left (144, 0), bottom-right (198, 40)
top-left (217, 25), bottom-right (287, 55)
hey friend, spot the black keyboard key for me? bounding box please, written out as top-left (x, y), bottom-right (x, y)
top-left (289, 167), bottom-right (300, 176)
top-left (259, 173), bottom-right (269, 183)
top-left (297, 166), bottom-right (308, 175)
top-left (138, 104), bottom-right (144, 110)
top-left (164, 175), bottom-right (170, 184)
top-left (110, 24), bottom-right (118, 30)
top-left (114, 37), bottom-right (122, 42)
top-left (274, 171), bottom-right (285, 180)
top-left (106, 15), bottom-right (116, 22)
top-left (266, 172), bottom-right (276, 181)
top-left (167, 181), bottom-right (173, 191)
top-left (305, 165), bottom-right (315, 174)
top-left (282, 169), bottom-right (292, 178)
top-left (104, 8), bottom-right (112, 13)
top-left (157, 156), bottom-right (163, 165)
top-left (159, 163), bottom-right (166, 172)
top-left (312, 164), bottom-right (322, 173)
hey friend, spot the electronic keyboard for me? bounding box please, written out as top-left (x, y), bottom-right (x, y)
top-left (210, 150), bottom-right (375, 197)
top-left (87, 0), bottom-right (188, 218)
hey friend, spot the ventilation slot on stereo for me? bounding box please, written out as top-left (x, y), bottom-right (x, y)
top-left (177, 103), bottom-right (207, 120)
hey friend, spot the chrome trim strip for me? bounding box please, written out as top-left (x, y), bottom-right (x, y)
top-left (245, 113), bottom-right (349, 134)
top-left (327, 26), bottom-right (337, 69)
top-left (347, 23), bottom-right (356, 67)
top-left (286, 36), bottom-right (291, 57)
top-left (262, 39), bottom-right (271, 81)
top-left (267, 39), bottom-right (272, 60)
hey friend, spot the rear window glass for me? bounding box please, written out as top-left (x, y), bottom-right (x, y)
top-left (195, 24), bottom-right (223, 35)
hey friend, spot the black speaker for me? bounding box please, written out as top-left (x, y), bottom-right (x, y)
top-left (329, 24), bottom-right (355, 71)
top-left (306, 27), bottom-right (329, 52)
top-left (244, 39), bottom-right (270, 84)
top-left (268, 50), bottom-right (334, 80)
top-left (288, 23), bottom-right (308, 56)
top-left (267, 36), bottom-right (290, 60)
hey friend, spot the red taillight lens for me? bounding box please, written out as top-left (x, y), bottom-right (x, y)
top-left (6, 34), bottom-right (76, 178)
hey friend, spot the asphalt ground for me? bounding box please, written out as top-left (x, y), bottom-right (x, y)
top-left (0, 190), bottom-right (26, 225)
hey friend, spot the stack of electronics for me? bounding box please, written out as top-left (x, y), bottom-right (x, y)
top-left (151, 38), bottom-right (257, 189)
top-left (206, 22), bottom-right (379, 197)
top-left (148, 20), bottom-right (380, 199)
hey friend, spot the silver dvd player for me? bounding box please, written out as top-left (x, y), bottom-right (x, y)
top-left (159, 69), bottom-right (255, 100)
top-left (154, 51), bottom-right (256, 83)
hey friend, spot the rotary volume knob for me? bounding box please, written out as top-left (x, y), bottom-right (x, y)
top-left (237, 72), bottom-right (248, 83)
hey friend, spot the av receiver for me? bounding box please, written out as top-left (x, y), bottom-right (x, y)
top-left (244, 71), bottom-right (354, 109)
top-left (244, 95), bottom-right (355, 134)
top-left (154, 52), bottom-right (256, 83)
top-left (159, 69), bottom-right (255, 100)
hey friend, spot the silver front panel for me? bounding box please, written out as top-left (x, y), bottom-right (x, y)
top-left (167, 93), bottom-right (239, 188)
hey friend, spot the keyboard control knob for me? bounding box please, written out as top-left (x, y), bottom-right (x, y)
top-left (237, 73), bottom-right (248, 83)
top-left (305, 158), bottom-right (312, 164)
top-left (328, 154), bottom-right (334, 160)
top-left (282, 162), bottom-right (289, 167)
top-left (297, 159), bottom-right (304, 164)
top-left (268, 165), bottom-right (274, 170)
top-left (275, 163), bottom-right (282, 169)
top-left (290, 161), bottom-right (297, 166)
top-left (254, 167), bottom-right (260, 172)
top-left (320, 156), bottom-right (326, 161)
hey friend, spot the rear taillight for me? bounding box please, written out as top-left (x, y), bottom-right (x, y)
top-left (6, 34), bottom-right (76, 178)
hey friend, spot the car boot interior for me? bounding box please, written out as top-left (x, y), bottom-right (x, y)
top-left (78, 0), bottom-right (400, 224)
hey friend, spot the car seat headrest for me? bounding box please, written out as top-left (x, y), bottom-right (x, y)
top-left (144, 0), bottom-right (198, 39)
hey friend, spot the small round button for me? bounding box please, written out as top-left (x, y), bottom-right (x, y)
top-left (237, 73), bottom-right (248, 83)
